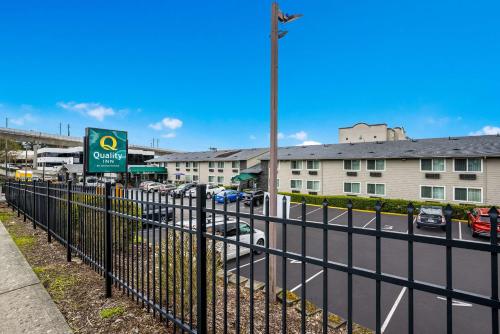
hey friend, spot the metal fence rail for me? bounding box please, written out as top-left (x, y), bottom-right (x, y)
top-left (4, 180), bottom-right (500, 334)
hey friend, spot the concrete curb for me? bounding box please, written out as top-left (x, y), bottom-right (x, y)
top-left (0, 220), bottom-right (72, 334)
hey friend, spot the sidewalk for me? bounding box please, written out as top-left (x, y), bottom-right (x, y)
top-left (0, 221), bottom-right (72, 334)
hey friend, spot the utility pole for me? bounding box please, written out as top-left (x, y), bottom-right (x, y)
top-left (4, 117), bottom-right (7, 179)
top-left (67, 124), bottom-right (70, 136)
top-left (59, 122), bottom-right (62, 136)
top-left (269, 1), bottom-right (302, 301)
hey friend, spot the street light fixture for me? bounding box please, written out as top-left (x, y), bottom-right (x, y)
top-left (269, 1), bottom-right (302, 302)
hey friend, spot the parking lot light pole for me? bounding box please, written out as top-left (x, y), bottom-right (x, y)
top-left (269, 1), bottom-right (302, 302)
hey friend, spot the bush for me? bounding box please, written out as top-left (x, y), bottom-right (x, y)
top-left (279, 192), bottom-right (476, 220)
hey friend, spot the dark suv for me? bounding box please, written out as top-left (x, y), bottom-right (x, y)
top-left (171, 182), bottom-right (197, 198)
top-left (242, 189), bottom-right (265, 206)
top-left (416, 206), bottom-right (446, 231)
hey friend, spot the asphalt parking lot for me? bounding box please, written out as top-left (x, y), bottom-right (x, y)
top-left (132, 190), bottom-right (494, 333)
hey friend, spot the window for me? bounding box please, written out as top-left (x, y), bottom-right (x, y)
top-left (232, 161), bottom-right (240, 169)
top-left (185, 175), bottom-right (192, 182)
top-left (420, 159), bottom-right (445, 172)
top-left (209, 162), bottom-right (215, 168)
top-left (291, 160), bottom-right (303, 170)
top-left (208, 175), bottom-right (215, 184)
top-left (307, 180), bottom-right (320, 191)
top-left (290, 179), bottom-right (302, 190)
top-left (454, 187), bottom-right (482, 203)
top-left (175, 162), bottom-right (180, 168)
top-left (217, 161), bottom-right (225, 169)
top-left (420, 186), bottom-right (445, 200)
top-left (454, 158), bottom-right (482, 172)
top-left (344, 160), bottom-right (361, 171)
top-left (185, 162), bottom-right (191, 168)
top-left (192, 175), bottom-right (199, 182)
top-left (217, 176), bottom-right (224, 185)
top-left (367, 159), bottom-right (385, 171)
top-left (367, 183), bottom-right (385, 196)
top-left (344, 182), bottom-right (361, 194)
top-left (192, 162), bottom-right (198, 168)
top-left (306, 160), bottom-right (320, 170)
top-left (239, 223), bottom-right (252, 235)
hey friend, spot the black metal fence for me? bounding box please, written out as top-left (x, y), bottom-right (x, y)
top-left (4, 180), bottom-right (500, 334)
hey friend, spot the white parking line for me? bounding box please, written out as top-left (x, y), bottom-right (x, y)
top-left (295, 206), bottom-right (323, 220)
top-left (290, 270), bottom-right (324, 293)
top-left (381, 287), bottom-right (407, 333)
top-left (328, 210), bottom-right (347, 223)
top-left (458, 222), bottom-right (462, 240)
top-left (362, 217), bottom-right (376, 228)
top-left (290, 203), bottom-right (301, 209)
top-left (228, 256), bottom-right (266, 273)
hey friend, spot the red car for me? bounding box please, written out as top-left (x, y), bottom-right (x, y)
top-left (467, 208), bottom-right (500, 238)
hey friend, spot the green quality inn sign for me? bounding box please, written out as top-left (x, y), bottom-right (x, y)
top-left (85, 127), bottom-right (128, 173)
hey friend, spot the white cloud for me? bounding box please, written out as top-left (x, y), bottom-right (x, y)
top-left (470, 125), bottom-right (500, 136)
top-left (149, 117), bottom-right (183, 131)
top-left (162, 132), bottom-right (176, 138)
top-left (57, 101), bottom-right (115, 121)
top-left (277, 132), bottom-right (285, 140)
top-left (289, 130), bottom-right (308, 141)
top-left (149, 122), bottom-right (163, 130)
top-left (10, 113), bottom-right (36, 126)
top-left (249, 135), bottom-right (256, 140)
top-left (162, 117), bottom-right (182, 130)
top-left (297, 140), bottom-right (321, 146)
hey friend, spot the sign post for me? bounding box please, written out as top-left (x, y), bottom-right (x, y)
top-left (85, 128), bottom-right (128, 175)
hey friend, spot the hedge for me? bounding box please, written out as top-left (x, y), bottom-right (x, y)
top-left (279, 192), bottom-right (477, 220)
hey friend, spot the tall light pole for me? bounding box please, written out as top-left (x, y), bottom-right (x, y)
top-left (4, 117), bottom-right (8, 179)
top-left (269, 1), bottom-right (302, 301)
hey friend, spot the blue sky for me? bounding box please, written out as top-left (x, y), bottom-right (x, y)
top-left (1, 1), bottom-right (499, 151)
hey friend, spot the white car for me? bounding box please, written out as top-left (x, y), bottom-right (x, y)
top-left (176, 217), bottom-right (265, 261)
top-left (185, 184), bottom-right (225, 199)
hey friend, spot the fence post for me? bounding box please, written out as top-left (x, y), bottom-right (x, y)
top-left (196, 184), bottom-right (207, 334)
top-left (66, 181), bottom-right (72, 262)
top-left (32, 180), bottom-right (36, 229)
top-left (16, 180), bottom-right (20, 215)
top-left (47, 182), bottom-right (51, 243)
top-left (104, 182), bottom-right (113, 298)
top-left (23, 180), bottom-right (27, 222)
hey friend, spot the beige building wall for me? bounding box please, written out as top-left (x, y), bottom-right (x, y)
top-left (276, 157), bottom-right (498, 205)
top-left (163, 160), bottom-right (241, 186)
top-left (339, 123), bottom-right (407, 143)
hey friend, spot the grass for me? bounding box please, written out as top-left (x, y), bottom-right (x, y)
top-left (99, 306), bottom-right (125, 319)
top-left (46, 274), bottom-right (78, 301)
top-left (0, 211), bottom-right (13, 222)
top-left (12, 235), bottom-right (36, 249)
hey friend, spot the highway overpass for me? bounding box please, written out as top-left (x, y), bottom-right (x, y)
top-left (0, 127), bottom-right (176, 156)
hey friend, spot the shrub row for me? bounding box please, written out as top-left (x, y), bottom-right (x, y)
top-left (279, 192), bottom-right (477, 220)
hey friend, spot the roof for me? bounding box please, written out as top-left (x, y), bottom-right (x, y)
top-left (128, 166), bottom-right (167, 174)
top-left (240, 163), bottom-right (263, 174)
top-left (149, 148), bottom-right (268, 163)
top-left (259, 135), bottom-right (500, 160)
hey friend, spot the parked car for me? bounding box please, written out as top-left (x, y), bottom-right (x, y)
top-left (467, 208), bottom-right (500, 238)
top-left (210, 222), bottom-right (265, 260)
top-left (158, 183), bottom-right (177, 195)
top-left (146, 182), bottom-right (163, 192)
top-left (242, 189), bottom-right (265, 206)
top-left (177, 218), bottom-right (265, 260)
top-left (139, 181), bottom-right (154, 190)
top-left (141, 206), bottom-right (174, 224)
top-left (214, 190), bottom-right (244, 204)
top-left (416, 206), bottom-right (446, 230)
top-left (185, 184), bottom-right (225, 198)
top-left (171, 183), bottom-right (197, 198)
